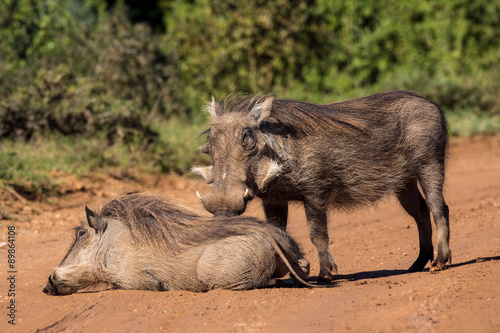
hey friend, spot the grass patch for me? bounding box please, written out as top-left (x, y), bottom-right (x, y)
top-left (0, 147), bottom-right (58, 200)
top-left (0, 117), bottom-right (209, 175)
top-left (151, 117), bottom-right (211, 174)
top-left (0, 116), bottom-right (211, 200)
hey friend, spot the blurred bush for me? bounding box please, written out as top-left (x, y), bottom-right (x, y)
top-left (167, 0), bottom-right (499, 115)
top-left (0, 0), bottom-right (185, 142)
top-left (2, 0), bottom-right (499, 134)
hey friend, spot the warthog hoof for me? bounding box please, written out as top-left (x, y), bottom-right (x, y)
top-left (430, 258), bottom-right (451, 272)
top-left (318, 267), bottom-right (338, 281)
top-left (298, 258), bottom-right (310, 277)
top-left (317, 255), bottom-right (339, 281)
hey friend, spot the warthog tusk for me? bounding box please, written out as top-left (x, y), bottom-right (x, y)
top-left (50, 274), bottom-right (56, 284)
top-left (244, 188), bottom-right (249, 200)
top-left (196, 191), bottom-right (203, 200)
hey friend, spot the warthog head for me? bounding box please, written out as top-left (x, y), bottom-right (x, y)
top-left (43, 206), bottom-right (107, 295)
top-left (193, 95), bottom-right (282, 217)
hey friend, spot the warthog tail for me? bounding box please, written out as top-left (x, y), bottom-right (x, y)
top-left (267, 236), bottom-right (330, 288)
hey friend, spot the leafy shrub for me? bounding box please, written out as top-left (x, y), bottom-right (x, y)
top-left (165, 0), bottom-right (314, 109)
top-left (166, 0), bottom-right (499, 115)
top-left (0, 0), bottom-right (185, 142)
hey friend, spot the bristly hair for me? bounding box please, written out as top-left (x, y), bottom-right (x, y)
top-left (204, 90), bottom-right (248, 116)
top-left (227, 95), bottom-right (369, 137)
top-left (92, 192), bottom-right (267, 253)
top-left (222, 90), bottom-right (248, 112)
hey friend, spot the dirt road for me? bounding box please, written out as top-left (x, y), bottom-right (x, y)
top-left (1, 136), bottom-right (499, 332)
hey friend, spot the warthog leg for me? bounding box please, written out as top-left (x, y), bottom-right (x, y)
top-left (397, 179), bottom-right (434, 272)
top-left (304, 202), bottom-right (338, 280)
top-left (263, 200), bottom-right (289, 230)
top-left (418, 162), bottom-right (451, 271)
top-left (266, 236), bottom-right (328, 288)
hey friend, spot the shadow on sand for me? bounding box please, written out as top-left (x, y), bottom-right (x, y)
top-left (338, 255), bottom-right (500, 282)
top-left (276, 255), bottom-right (500, 288)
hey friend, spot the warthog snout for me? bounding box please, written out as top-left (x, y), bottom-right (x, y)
top-left (42, 273), bottom-right (78, 296)
top-left (197, 187), bottom-right (251, 217)
top-left (42, 274), bottom-right (56, 295)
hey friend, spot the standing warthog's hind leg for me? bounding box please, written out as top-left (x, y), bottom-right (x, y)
top-left (396, 179), bottom-right (434, 272)
top-left (418, 162), bottom-right (451, 271)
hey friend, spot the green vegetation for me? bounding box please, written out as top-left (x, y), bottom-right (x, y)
top-left (167, 0), bottom-right (500, 115)
top-left (1, 0), bottom-right (499, 199)
top-left (0, 147), bottom-right (57, 199)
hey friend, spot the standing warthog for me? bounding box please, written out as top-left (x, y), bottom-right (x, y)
top-left (43, 193), bottom-right (312, 295)
top-left (193, 91), bottom-right (451, 280)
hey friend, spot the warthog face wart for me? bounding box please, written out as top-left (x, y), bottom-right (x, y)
top-left (193, 95), bottom-right (282, 217)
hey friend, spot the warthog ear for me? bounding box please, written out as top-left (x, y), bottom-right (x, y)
top-left (84, 205), bottom-right (107, 233)
top-left (255, 158), bottom-right (282, 191)
top-left (206, 95), bottom-right (223, 119)
top-left (252, 94), bottom-right (275, 125)
top-left (191, 165), bottom-right (213, 183)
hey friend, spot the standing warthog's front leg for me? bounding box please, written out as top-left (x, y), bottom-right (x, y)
top-left (263, 200), bottom-right (289, 230)
top-left (304, 201), bottom-right (338, 280)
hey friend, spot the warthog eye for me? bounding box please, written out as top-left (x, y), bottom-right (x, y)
top-left (77, 229), bottom-right (86, 238)
top-left (241, 127), bottom-right (256, 151)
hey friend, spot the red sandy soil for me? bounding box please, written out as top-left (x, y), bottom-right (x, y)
top-left (1, 136), bottom-right (499, 333)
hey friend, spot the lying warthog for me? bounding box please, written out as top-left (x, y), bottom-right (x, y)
top-left (193, 91), bottom-right (451, 279)
top-left (43, 193), bottom-right (313, 295)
